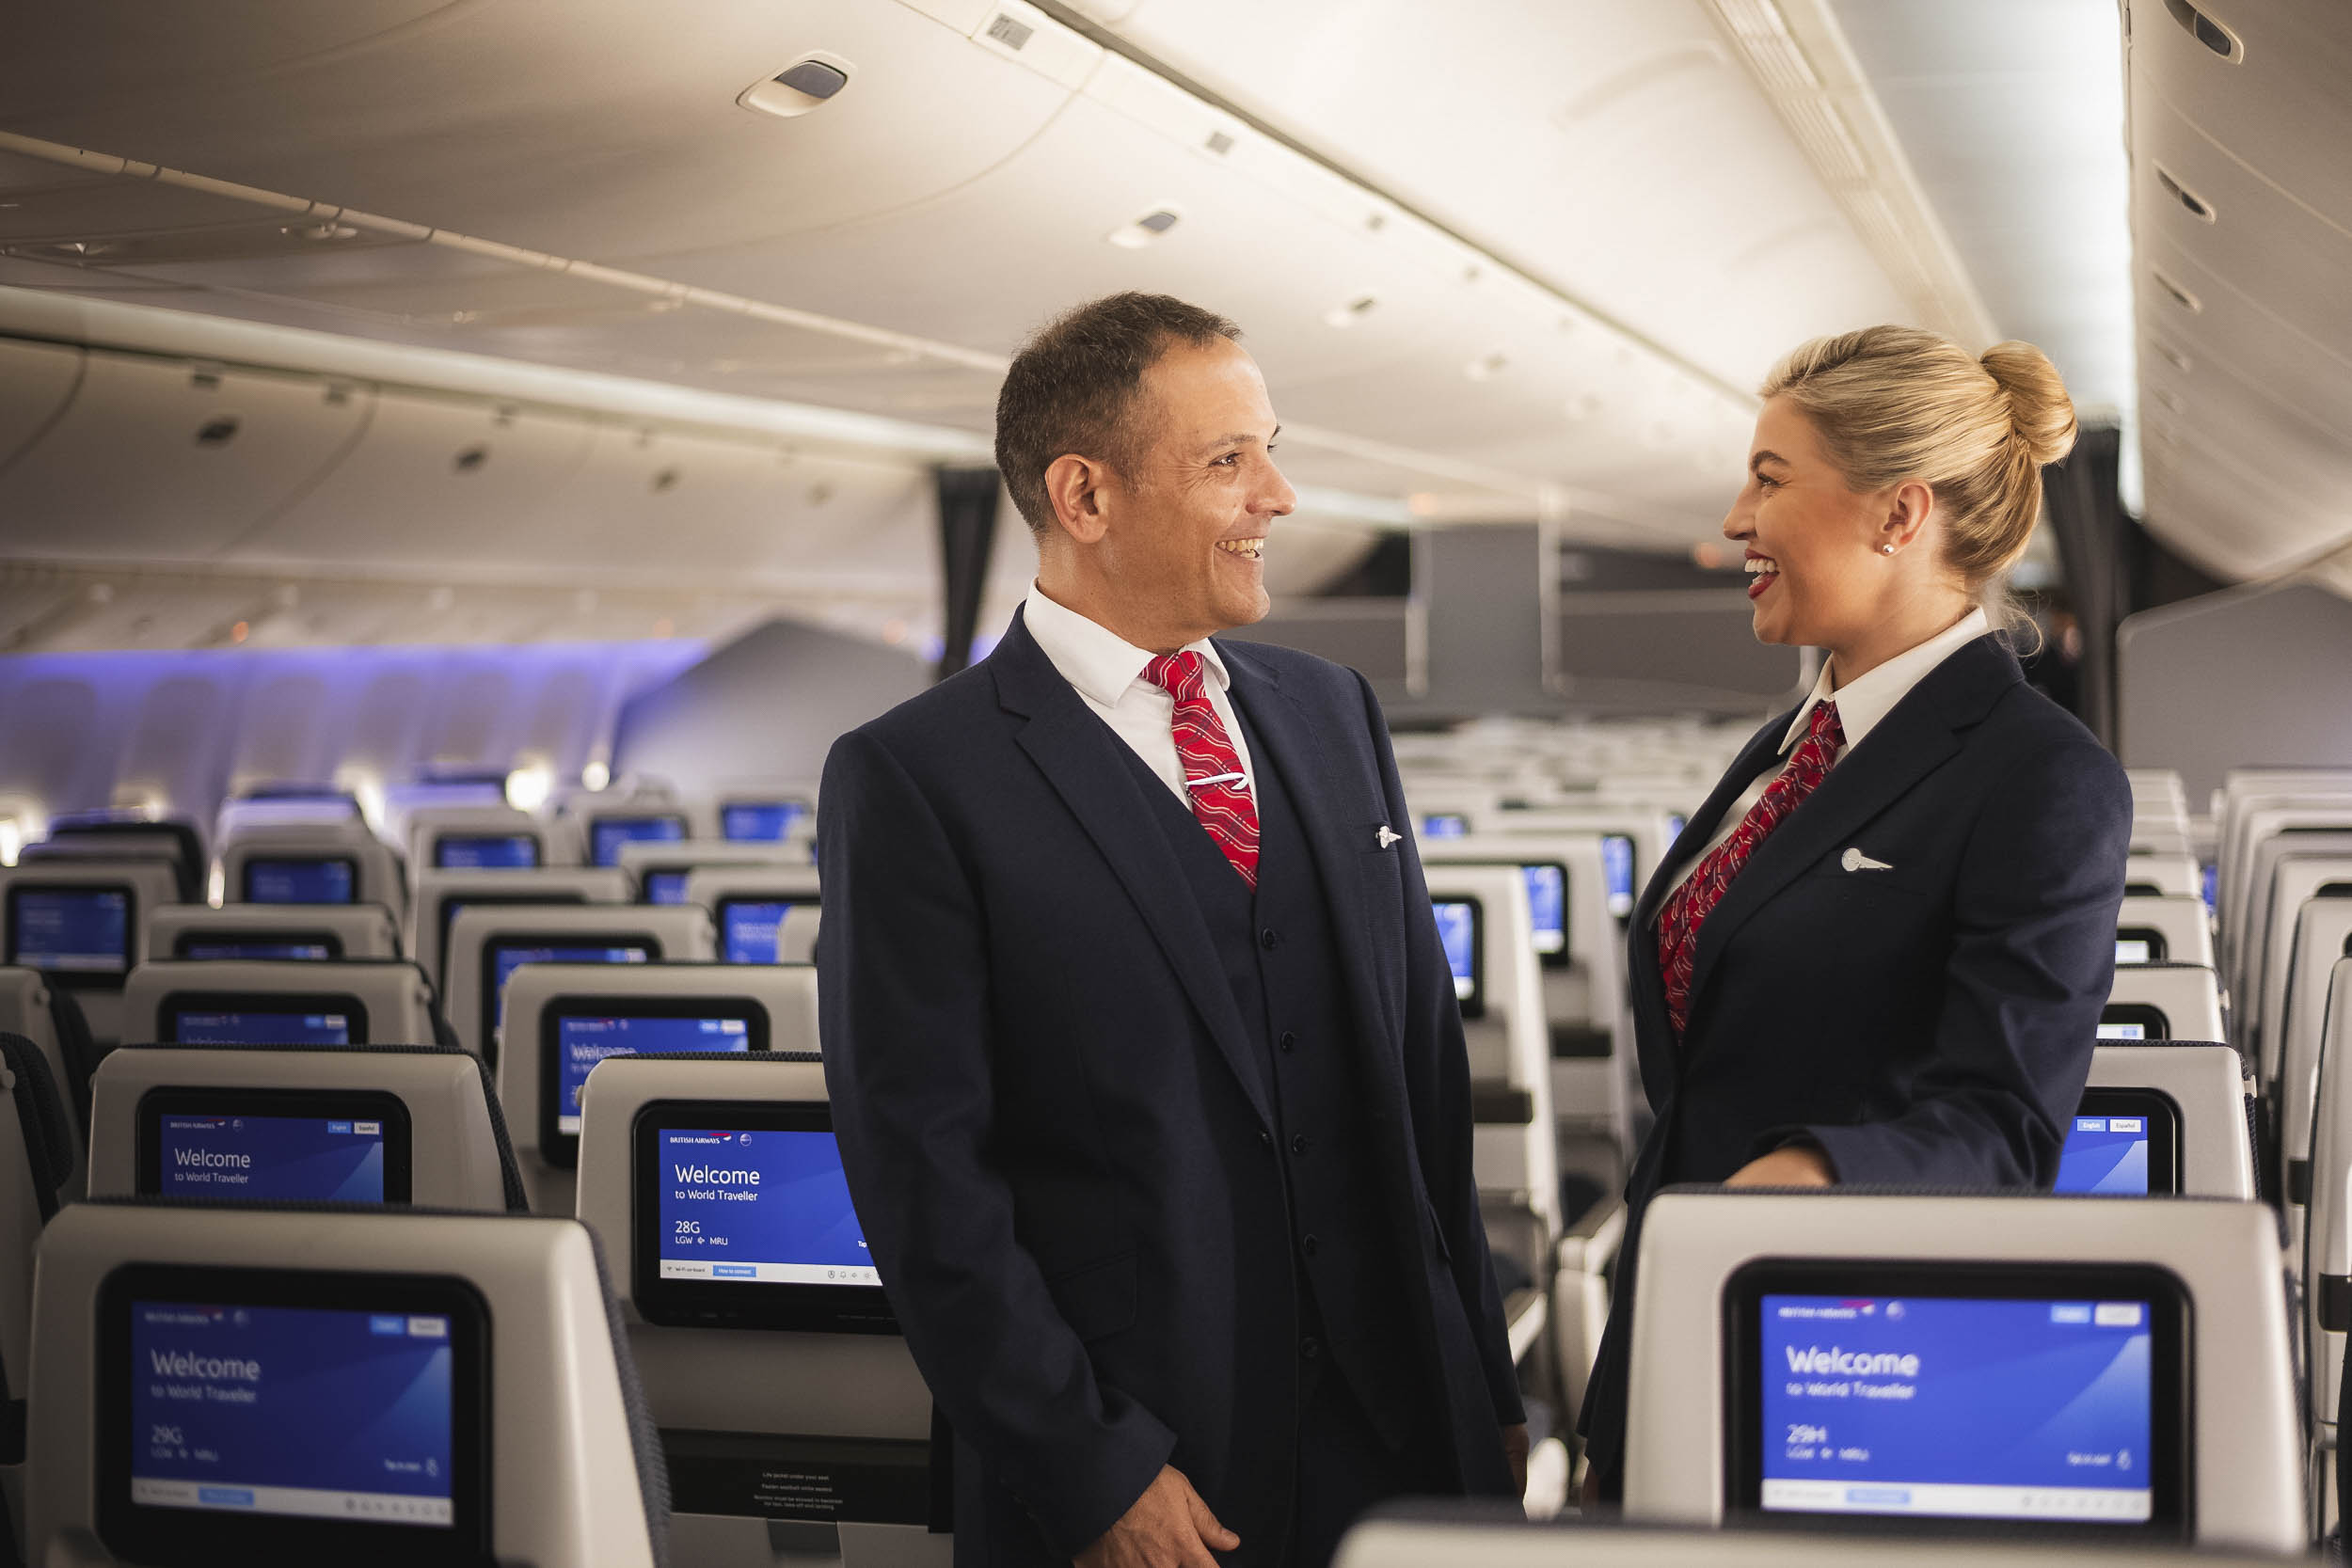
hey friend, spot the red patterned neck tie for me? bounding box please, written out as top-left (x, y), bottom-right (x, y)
top-left (1143, 650), bottom-right (1260, 889)
top-left (1656, 700), bottom-right (1846, 1037)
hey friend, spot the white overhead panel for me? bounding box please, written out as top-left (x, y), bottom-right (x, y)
top-left (0, 339), bottom-right (82, 467)
top-left (2124, 0), bottom-right (2352, 583)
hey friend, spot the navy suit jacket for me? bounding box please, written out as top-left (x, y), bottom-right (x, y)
top-left (817, 611), bottom-right (1521, 1564)
top-left (1578, 633), bottom-right (2132, 1483)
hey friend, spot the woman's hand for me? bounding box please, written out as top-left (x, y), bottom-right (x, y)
top-left (1724, 1143), bottom-right (1836, 1188)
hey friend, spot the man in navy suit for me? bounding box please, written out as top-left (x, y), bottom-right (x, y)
top-left (818, 293), bottom-right (1525, 1568)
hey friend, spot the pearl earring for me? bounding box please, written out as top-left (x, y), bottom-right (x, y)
top-left (1882, 544), bottom-right (1897, 555)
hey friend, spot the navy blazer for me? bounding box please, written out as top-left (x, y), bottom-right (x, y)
top-left (1578, 632), bottom-right (2131, 1486)
top-left (817, 611), bottom-right (1521, 1565)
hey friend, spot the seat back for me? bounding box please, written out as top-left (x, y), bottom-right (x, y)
top-left (2222, 800), bottom-right (2352, 996)
top-left (2280, 898), bottom-right (2352, 1219)
top-left (774, 904), bottom-right (823, 966)
top-left (707, 784), bottom-right (818, 845)
top-left (568, 799), bottom-right (693, 870)
top-left (25, 818), bottom-right (205, 905)
top-left (147, 902), bottom-right (402, 963)
top-left (1422, 864), bottom-right (1557, 1313)
top-left (2102, 964), bottom-right (2226, 1044)
top-left (408, 866), bottom-right (632, 993)
top-left (405, 803), bottom-right (573, 877)
top-left (1622, 1190), bottom-right (2301, 1550)
top-left (24, 1200), bottom-right (666, 1568)
top-left (120, 959), bottom-right (436, 1049)
top-left (1484, 806), bottom-right (1680, 925)
top-left (2298, 957), bottom-right (2352, 1439)
top-left (1335, 1518), bottom-right (2289, 1568)
top-left (616, 839), bottom-right (814, 906)
top-left (575, 1053), bottom-right (937, 1560)
top-left (444, 902), bottom-right (712, 1066)
top-left (682, 866), bottom-right (824, 965)
top-left (2251, 847), bottom-right (2352, 1084)
top-left (496, 958), bottom-right (804, 1212)
top-left (2070, 1042), bottom-right (2253, 1199)
top-left (87, 1044), bottom-right (522, 1211)
top-left (2114, 895), bottom-right (2213, 973)
top-left (0, 1031), bottom-right (75, 1465)
top-left (2123, 852), bottom-right (2201, 900)
top-left (218, 819), bottom-right (405, 921)
top-left (0, 861), bottom-right (183, 1047)
top-left (0, 969), bottom-right (87, 1189)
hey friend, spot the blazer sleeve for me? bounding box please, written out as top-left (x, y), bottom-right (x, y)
top-left (1358, 671), bottom-right (1528, 1428)
top-left (1798, 736), bottom-right (2133, 1186)
top-left (816, 728), bottom-right (1176, 1557)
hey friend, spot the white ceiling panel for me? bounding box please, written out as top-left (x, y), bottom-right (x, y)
top-left (0, 339), bottom-right (82, 468)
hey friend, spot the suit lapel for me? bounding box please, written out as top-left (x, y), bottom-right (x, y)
top-left (1682, 636), bottom-right (2023, 1036)
top-left (992, 613), bottom-right (1275, 1131)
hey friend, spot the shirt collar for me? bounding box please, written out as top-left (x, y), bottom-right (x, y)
top-left (1778, 606), bottom-right (1991, 755)
top-left (1023, 582), bottom-right (1231, 709)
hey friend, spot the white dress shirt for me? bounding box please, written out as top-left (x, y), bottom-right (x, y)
top-left (1654, 607), bottom-right (1991, 915)
top-left (1022, 582), bottom-right (1258, 804)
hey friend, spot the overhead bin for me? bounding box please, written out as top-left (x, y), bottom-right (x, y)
top-left (0, 349), bottom-right (366, 558)
top-left (0, 339), bottom-right (80, 471)
top-left (238, 389), bottom-right (594, 563)
top-left (535, 426), bottom-right (809, 570)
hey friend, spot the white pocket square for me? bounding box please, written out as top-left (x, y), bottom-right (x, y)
top-left (1840, 847), bottom-right (1894, 872)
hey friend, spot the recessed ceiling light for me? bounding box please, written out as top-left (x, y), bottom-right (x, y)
top-left (1324, 294), bottom-right (1378, 328)
top-left (739, 55), bottom-right (854, 119)
top-left (1106, 208), bottom-right (1182, 248)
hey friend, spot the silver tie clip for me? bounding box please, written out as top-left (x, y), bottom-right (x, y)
top-left (1185, 771), bottom-right (1248, 791)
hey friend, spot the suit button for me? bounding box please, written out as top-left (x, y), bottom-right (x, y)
top-left (1300, 1336), bottom-right (1322, 1360)
top-left (1291, 1133), bottom-right (1310, 1155)
top-left (1258, 1129), bottom-right (1272, 1148)
top-left (1259, 927), bottom-right (1279, 950)
top-left (1301, 1233), bottom-right (1319, 1257)
top-left (1279, 1031), bottom-right (1296, 1053)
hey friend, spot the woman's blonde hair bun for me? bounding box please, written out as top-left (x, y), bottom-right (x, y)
top-left (1979, 340), bottom-right (2078, 468)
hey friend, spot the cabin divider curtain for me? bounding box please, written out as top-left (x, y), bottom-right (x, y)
top-left (934, 467), bottom-right (1002, 681)
top-left (2041, 424), bottom-right (2128, 750)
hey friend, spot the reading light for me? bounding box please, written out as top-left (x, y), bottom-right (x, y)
top-left (1323, 294), bottom-right (1378, 328)
top-left (0, 817), bottom-right (20, 868)
top-left (739, 55), bottom-right (854, 119)
top-left (206, 861), bottom-right (226, 908)
top-left (505, 762), bottom-right (554, 814)
top-left (582, 760), bottom-right (612, 793)
top-left (1106, 208), bottom-right (1182, 249)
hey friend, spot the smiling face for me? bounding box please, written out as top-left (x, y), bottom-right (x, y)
top-left (1079, 336), bottom-right (1295, 650)
top-left (1723, 395), bottom-right (1912, 654)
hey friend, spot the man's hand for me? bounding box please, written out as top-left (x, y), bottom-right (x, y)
top-left (1502, 1422), bottom-right (1530, 1497)
top-left (1076, 1465), bottom-right (1238, 1568)
top-left (1724, 1143), bottom-right (1836, 1188)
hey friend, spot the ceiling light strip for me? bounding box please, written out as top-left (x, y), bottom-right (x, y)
top-left (1701, 0), bottom-right (1998, 349)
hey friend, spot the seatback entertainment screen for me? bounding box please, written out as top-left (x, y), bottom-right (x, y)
top-left (1522, 863), bottom-right (1566, 965)
top-left (642, 869), bottom-right (691, 906)
top-left (1421, 813), bottom-right (1470, 839)
top-left (589, 816), bottom-right (686, 868)
top-left (178, 938), bottom-right (336, 962)
top-left (138, 1087), bottom-right (411, 1203)
top-left (2056, 1089), bottom-right (2181, 1196)
top-left (242, 859), bottom-right (356, 905)
top-left (1432, 898), bottom-right (1484, 1019)
top-left (432, 834), bottom-right (539, 870)
top-left (8, 885), bottom-right (132, 975)
top-left (169, 1008), bottom-right (355, 1047)
top-left (721, 898), bottom-right (812, 965)
top-left (483, 940), bottom-right (649, 1056)
top-left (722, 801), bottom-right (808, 842)
top-left (1726, 1262), bottom-right (2187, 1536)
top-left (1601, 833), bottom-right (1637, 919)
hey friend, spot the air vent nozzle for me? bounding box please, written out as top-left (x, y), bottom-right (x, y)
top-left (2162, 0), bottom-right (2244, 61)
top-left (739, 55), bottom-right (854, 119)
top-left (2153, 166), bottom-right (2217, 221)
top-left (2149, 267), bottom-right (2203, 314)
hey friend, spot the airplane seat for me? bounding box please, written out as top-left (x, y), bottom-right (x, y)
top-left (575, 1052), bottom-right (945, 1568)
top-left (2071, 1042), bottom-right (2254, 1199)
top-left (86, 1043), bottom-right (526, 1212)
top-left (2252, 850), bottom-right (2352, 1085)
top-left (442, 902), bottom-right (714, 1066)
top-left (2102, 963), bottom-right (2227, 1047)
top-left (1422, 865), bottom-right (1557, 1371)
top-left (404, 803), bottom-right (577, 878)
top-left (497, 959), bottom-right (810, 1214)
top-left (617, 839), bottom-right (814, 907)
top-left (119, 959), bottom-right (437, 1049)
top-left (2296, 958), bottom-right (2352, 1481)
top-left (1332, 1516), bottom-right (2296, 1567)
top-left (0, 861), bottom-right (183, 1048)
top-left (705, 784), bottom-right (819, 847)
top-left (680, 866), bottom-right (824, 966)
top-left (567, 794), bottom-right (693, 871)
top-left (2114, 895), bottom-right (2214, 973)
top-left (216, 819), bottom-right (406, 924)
top-left (0, 1030), bottom-right (75, 1552)
top-left (0, 969), bottom-right (93, 1167)
top-left (775, 903), bottom-right (822, 965)
top-left (146, 902), bottom-right (402, 963)
top-left (24, 1199), bottom-right (668, 1568)
top-left (23, 818), bottom-right (205, 907)
top-left (2222, 803), bottom-right (2352, 1009)
top-left (2279, 898), bottom-right (2352, 1219)
top-left (407, 865), bottom-right (634, 997)
top-left (1621, 1188), bottom-right (2302, 1551)
top-left (2123, 851), bottom-right (2202, 901)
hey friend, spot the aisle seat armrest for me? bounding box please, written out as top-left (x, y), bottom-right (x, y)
top-left (1503, 1288), bottom-right (1549, 1365)
top-left (1470, 1079), bottom-right (1536, 1125)
top-left (1556, 1194), bottom-right (1626, 1275)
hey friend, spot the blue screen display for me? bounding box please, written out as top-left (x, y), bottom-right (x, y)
top-left (643, 870), bottom-right (691, 906)
top-left (157, 1115), bottom-right (387, 1202)
top-left (1523, 864), bottom-right (1565, 956)
top-left (2097, 1022), bottom-right (2148, 1041)
top-left (1601, 834), bottom-right (1636, 917)
top-left (554, 1014), bottom-right (748, 1134)
top-left (244, 860), bottom-right (354, 905)
top-left (10, 888), bottom-right (130, 973)
top-left (182, 941), bottom-right (333, 962)
top-left (434, 835), bottom-right (538, 869)
top-left (172, 1011), bottom-right (351, 1047)
top-left (1760, 1292), bottom-right (2153, 1522)
top-left (656, 1125), bottom-right (877, 1286)
top-left (1433, 901), bottom-right (1476, 1002)
top-left (489, 944), bottom-right (647, 1040)
top-left (1422, 813), bottom-right (1470, 839)
top-left (723, 900), bottom-right (809, 965)
top-left (590, 816), bottom-right (685, 868)
top-left (2056, 1116), bottom-right (2151, 1196)
top-left (129, 1300), bottom-right (453, 1526)
top-left (722, 802), bottom-right (808, 843)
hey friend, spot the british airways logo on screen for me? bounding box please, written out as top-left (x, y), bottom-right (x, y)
top-left (1786, 1345), bottom-right (1921, 1377)
top-left (150, 1349), bottom-right (262, 1381)
top-left (674, 1164), bottom-right (760, 1186)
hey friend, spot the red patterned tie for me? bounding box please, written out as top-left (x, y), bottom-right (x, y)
top-left (1143, 650), bottom-right (1260, 888)
top-left (1657, 701), bottom-right (1845, 1037)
